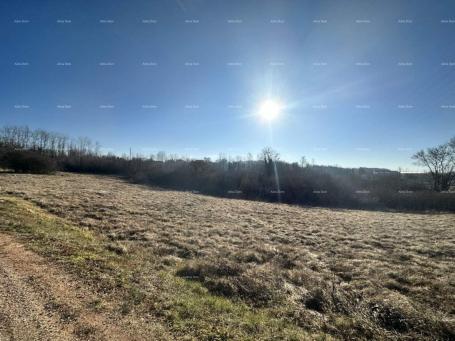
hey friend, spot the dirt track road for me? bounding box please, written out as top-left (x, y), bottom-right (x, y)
top-left (0, 233), bottom-right (147, 341)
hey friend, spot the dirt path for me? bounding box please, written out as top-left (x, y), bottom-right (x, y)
top-left (0, 233), bottom-right (155, 341)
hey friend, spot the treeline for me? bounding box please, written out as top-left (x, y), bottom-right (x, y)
top-left (1, 126), bottom-right (454, 212)
top-left (0, 126), bottom-right (100, 157)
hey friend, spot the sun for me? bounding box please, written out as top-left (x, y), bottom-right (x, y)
top-left (258, 99), bottom-right (282, 121)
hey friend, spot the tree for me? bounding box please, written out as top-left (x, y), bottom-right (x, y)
top-left (412, 138), bottom-right (455, 191)
top-left (260, 147), bottom-right (279, 164)
top-left (260, 147), bottom-right (279, 176)
top-left (2, 150), bottom-right (56, 174)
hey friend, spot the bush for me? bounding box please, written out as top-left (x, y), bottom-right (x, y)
top-left (2, 150), bottom-right (56, 174)
top-left (176, 260), bottom-right (283, 306)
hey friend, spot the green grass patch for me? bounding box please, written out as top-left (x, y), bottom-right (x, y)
top-left (158, 273), bottom-right (327, 340)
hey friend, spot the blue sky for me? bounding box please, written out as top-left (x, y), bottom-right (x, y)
top-left (1, 0), bottom-right (454, 170)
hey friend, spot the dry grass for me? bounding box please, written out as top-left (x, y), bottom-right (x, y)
top-left (0, 172), bottom-right (454, 340)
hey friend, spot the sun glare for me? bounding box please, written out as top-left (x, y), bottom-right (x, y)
top-left (258, 99), bottom-right (282, 121)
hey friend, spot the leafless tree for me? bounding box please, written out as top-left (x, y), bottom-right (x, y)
top-left (260, 147), bottom-right (279, 164)
top-left (260, 147), bottom-right (280, 176)
top-left (412, 138), bottom-right (455, 191)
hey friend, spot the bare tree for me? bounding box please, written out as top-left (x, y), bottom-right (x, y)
top-left (412, 138), bottom-right (455, 191)
top-left (94, 141), bottom-right (101, 156)
top-left (77, 137), bottom-right (92, 156)
top-left (260, 147), bottom-right (279, 176)
top-left (260, 147), bottom-right (279, 164)
top-left (56, 134), bottom-right (68, 156)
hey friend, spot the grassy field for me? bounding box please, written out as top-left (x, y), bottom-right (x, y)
top-left (0, 172), bottom-right (454, 340)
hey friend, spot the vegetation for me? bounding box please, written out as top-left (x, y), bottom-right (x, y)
top-left (1, 173), bottom-right (454, 340)
top-left (2, 149), bottom-right (56, 174)
top-left (1, 125), bottom-right (454, 211)
top-left (0, 194), bottom-right (322, 340)
top-left (412, 137), bottom-right (455, 192)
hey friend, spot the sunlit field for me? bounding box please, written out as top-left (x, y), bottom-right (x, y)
top-left (1, 172), bottom-right (453, 340)
top-left (2, 0), bottom-right (455, 339)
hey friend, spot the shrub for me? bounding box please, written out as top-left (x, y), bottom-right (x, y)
top-left (304, 288), bottom-right (326, 312)
top-left (2, 150), bottom-right (56, 174)
top-left (176, 260), bottom-right (283, 306)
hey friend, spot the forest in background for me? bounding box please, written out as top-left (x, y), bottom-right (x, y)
top-left (0, 125), bottom-right (454, 212)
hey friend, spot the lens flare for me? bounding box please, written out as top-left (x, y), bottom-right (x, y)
top-left (258, 99), bottom-right (282, 121)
